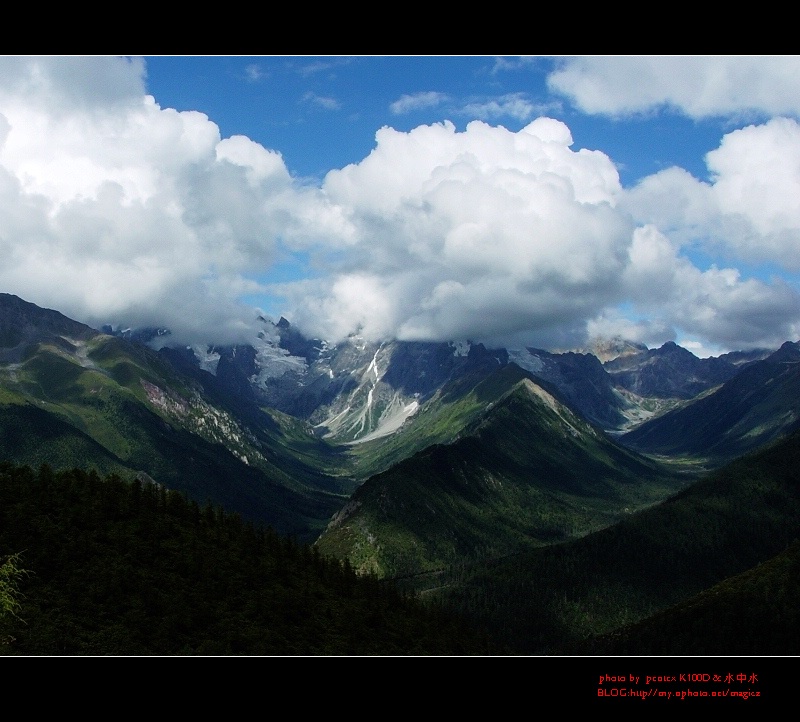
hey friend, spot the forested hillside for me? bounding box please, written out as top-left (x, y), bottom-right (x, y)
top-left (429, 429), bottom-right (800, 655)
top-left (0, 462), bottom-right (496, 655)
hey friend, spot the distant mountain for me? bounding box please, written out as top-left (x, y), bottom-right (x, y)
top-left (207, 329), bottom-right (509, 444)
top-left (573, 336), bottom-right (649, 363)
top-left (603, 340), bottom-right (751, 399)
top-left (315, 363), bottom-right (687, 578)
top-left (505, 347), bottom-right (632, 429)
top-left (620, 341), bottom-right (800, 467)
top-left (170, 318), bottom-right (775, 446)
top-left (224, 330), bottom-right (640, 438)
top-left (718, 346), bottom-right (775, 367)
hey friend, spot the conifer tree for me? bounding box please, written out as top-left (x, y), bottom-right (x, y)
top-left (0, 552), bottom-right (28, 646)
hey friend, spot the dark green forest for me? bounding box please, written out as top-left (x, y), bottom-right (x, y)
top-left (3, 430), bottom-right (800, 656)
top-left (428, 429), bottom-right (800, 655)
top-left (569, 539), bottom-right (800, 656)
top-left (0, 462), bottom-right (497, 655)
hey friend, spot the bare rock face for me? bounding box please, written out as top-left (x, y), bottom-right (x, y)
top-left (577, 336), bottom-right (649, 363)
top-left (604, 341), bottom-right (742, 399)
top-left (94, 304), bottom-right (790, 439)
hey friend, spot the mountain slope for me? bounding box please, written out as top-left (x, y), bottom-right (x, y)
top-left (603, 340), bottom-right (744, 399)
top-left (620, 341), bottom-right (800, 466)
top-left (0, 402), bottom-right (128, 477)
top-left (0, 293), bottom-right (97, 359)
top-left (0, 463), bottom-right (497, 655)
top-left (434, 427), bottom-right (800, 654)
top-left (315, 364), bottom-right (688, 578)
top-left (183, 316), bottom-right (780, 449)
top-left (0, 294), bottom-right (351, 540)
top-left (506, 347), bottom-right (632, 429)
top-left (569, 539), bottom-right (800, 656)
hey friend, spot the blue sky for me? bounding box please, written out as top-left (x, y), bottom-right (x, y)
top-left (1, 55), bottom-right (800, 357)
top-left (143, 56), bottom-right (723, 185)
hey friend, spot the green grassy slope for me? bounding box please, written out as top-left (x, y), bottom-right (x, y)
top-left (316, 366), bottom-right (688, 579)
top-left (0, 335), bottom-right (350, 541)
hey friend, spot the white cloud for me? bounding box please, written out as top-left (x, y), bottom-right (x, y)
top-left (705, 117), bottom-right (800, 265)
top-left (0, 56), bottom-right (147, 113)
top-left (296, 59), bottom-right (346, 76)
top-left (491, 56), bottom-right (539, 74)
top-left (548, 56), bottom-right (800, 119)
top-left (216, 135), bottom-right (290, 187)
top-left (617, 225), bottom-right (800, 350)
top-left (302, 92), bottom-right (341, 110)
top-left (586, 313), bottom-right (675, 350)
top-left (587, 221), bottom-right (800, 353)
top-left (1, 56), bottom-right (798, 356)
top-left (245, 64), bottom-right (264, 82)
top-left (390, 92), bottom-right (448, 115)
top-left (460, 93), bottom-right (537, 122)
top-left (624, 117), bottom-right (800, 271)
top-left (282, 117), bottom-right (633, 348)
top-left (391, 89), bottom-right (548, 125)
top-left (0, 56), bottom-right (342, 346)
top-left (282, 115), bottom-right (800, 352)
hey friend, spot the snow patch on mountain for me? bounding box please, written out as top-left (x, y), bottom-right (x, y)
top-left (507, 348), bottom-right (545, 374)
top-left (307, 341), bottom-right (428, 442)
top-left (367, 347), bottom-right (381, 380)
top-left (250, 342), bottom-right (308, 386)
top-left (191, 345), bottom-right (221, 375)
top-left (346, 397), bottom-right (420, 445)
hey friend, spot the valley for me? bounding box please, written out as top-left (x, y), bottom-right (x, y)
top-left (1, 291), bottom-right (799, 656)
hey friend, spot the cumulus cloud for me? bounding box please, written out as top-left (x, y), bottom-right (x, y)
top-left (279, 113), bottom-right (800, 352)
top-left (548, 56), bottom-right (800, 119)
top-left (0, 56), bottom-right (345, 345)
top-left (586, 222), bottom-right (800, 355)
top-left (2, 56), bottom-right (799, 356)
top-left (282, 117), bottom-right (635, 348)
top-left (0, 56), bottom-right (147, 113)
top-left (615, 116), bottom-right (800, 351)
top-left (624, 117), bottom-right (800, 271)
top-left (617, 225), bottom-right (800, 349)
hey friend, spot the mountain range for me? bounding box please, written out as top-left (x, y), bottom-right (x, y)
top-left (2, 290), bottom-right (799, 655)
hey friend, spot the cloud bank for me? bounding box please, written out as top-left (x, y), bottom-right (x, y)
top-left (0, 56), bottom-right (798, 356)
top-left (548, 56), bottom-right (800, 119)
top-left (0, 57), bottom-right (343, 345)
top-left (285, 117), bottom-right (632, 349)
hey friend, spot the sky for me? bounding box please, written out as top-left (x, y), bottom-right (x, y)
top-left (1, 55), bottom-right (800, 357)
